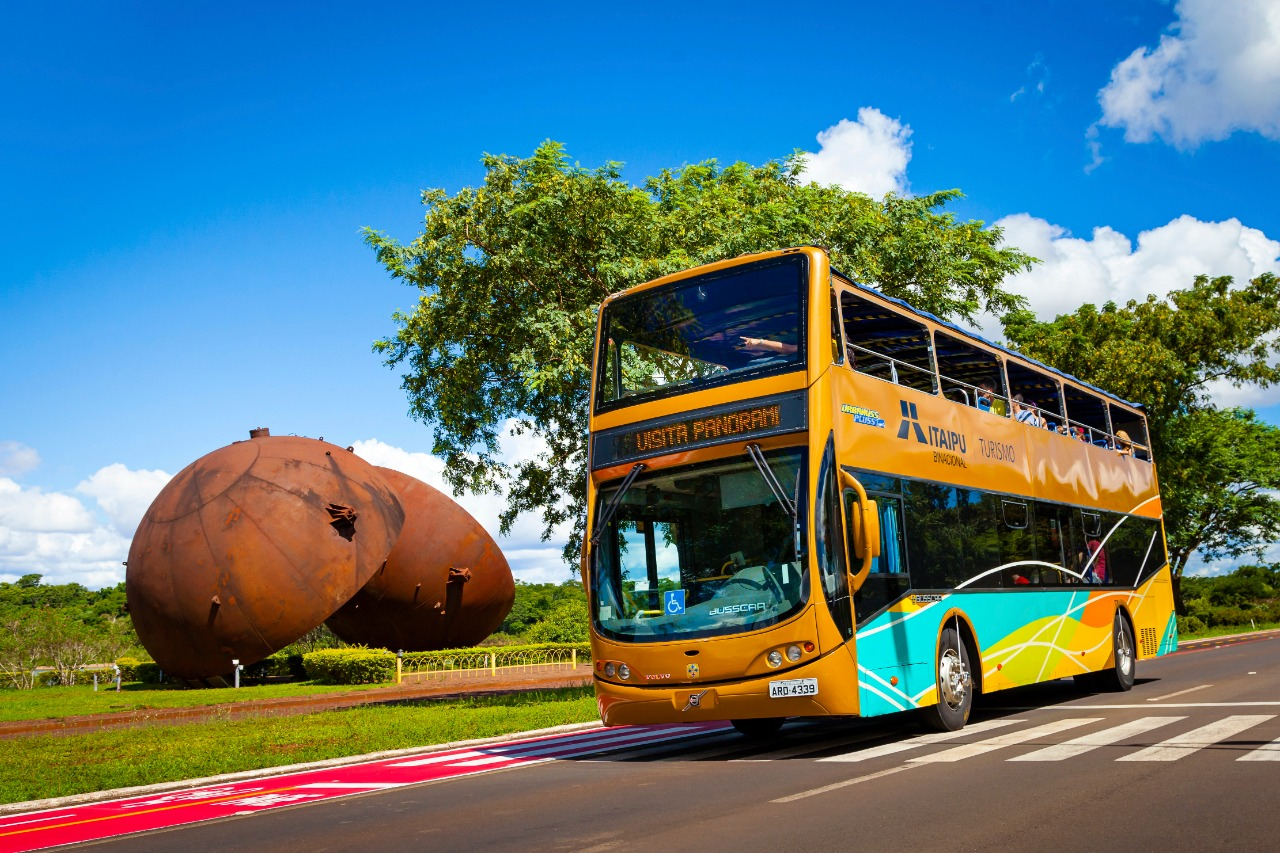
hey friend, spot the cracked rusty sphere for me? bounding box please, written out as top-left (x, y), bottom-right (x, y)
top-left (325, 467), bottom-right (515, 651)
top-left (126, 434), bottom-right (405, 680)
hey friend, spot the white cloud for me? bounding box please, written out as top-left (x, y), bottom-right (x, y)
top-left (0, 462), bottom-right (174, 589)
top-left (76, 463), bottom-right (172, 537)
top-left (1097, 0), bottom-right (1280, 148)
top-left (990, 213), bottom-right (1280, 322)
top-left (0, 478), bottom-right (97, 533)
top-left (0, 441), bottom-right (40, 477)
top-left (351, 426), bottom-right (576, 585)
top-left (0, 477), bottom-right (130, 587)
top-left (795, 108), bottom-right (913, 196)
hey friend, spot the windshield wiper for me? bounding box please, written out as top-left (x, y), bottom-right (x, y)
top-left (746, 444), bottom-right (797, 518)
top-left (589, 463), bottom-right (646, 546)
top-left (747, 444), bottom-right (802, 558)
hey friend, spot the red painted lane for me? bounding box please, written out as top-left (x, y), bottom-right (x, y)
top-left (0, 722), bottom-right (726, 853)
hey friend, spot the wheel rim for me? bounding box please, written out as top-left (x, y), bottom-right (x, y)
top-left (1116, 621), bottom-right (1134, 678)
top-left (938, 648), bottom-right (969, 709)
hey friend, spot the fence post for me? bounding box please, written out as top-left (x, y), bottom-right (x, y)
top-left (571, 648), bottom-right (577, 669)
top-left (489, 652), bottom-right (496, 676)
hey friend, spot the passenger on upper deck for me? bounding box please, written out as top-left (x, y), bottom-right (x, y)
top-left (975, 381), bottom-right (1007, 417)
top-left (1115, 429), bottom-right (1134, 457)
top-left (1012, 395), bottom-right (1042, 428)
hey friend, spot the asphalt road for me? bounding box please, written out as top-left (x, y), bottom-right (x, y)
top-left (66, 632), bottom-right (1280, 852)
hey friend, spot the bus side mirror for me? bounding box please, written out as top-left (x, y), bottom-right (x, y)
top-left (839, 470), bottom-right (880, 592)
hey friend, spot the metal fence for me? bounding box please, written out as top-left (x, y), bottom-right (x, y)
top-left (399, 646), bottom-right (587, 684)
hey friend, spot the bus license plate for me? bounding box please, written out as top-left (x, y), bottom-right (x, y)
top-left (769, 678), bottom-right (818, 698)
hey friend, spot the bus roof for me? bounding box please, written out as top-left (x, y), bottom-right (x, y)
top-left (833, 268), bottom-right (1145, 414)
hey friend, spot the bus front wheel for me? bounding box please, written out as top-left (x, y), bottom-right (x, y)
top-left (920, 626), bottom-right (973, 732)
top-left (1076, 612), bottom-right (1136, 693)
top-left (731, 717), bottom-right (785, 739)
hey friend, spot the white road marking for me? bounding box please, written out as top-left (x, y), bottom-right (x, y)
top-left (450, 727), bottom-right (703, 766)
top-left (0, 814), bottom-right (74, 829)
top-left (1009, 717), bottom-right (1185, 762)
top-left (1117, 715), bottom-right (1276, 762)
top-left (1238, 736), bottom-right (1280, 762)
top-left (996, 702), bottom-right (1280, 710)
top-left (816, 718), bottom-right (1024, 763)
top-left (388, 727), bottom-right (699, 767)
top-left (909, 718), bottom-right (1101, 764)
top-left (771, 765), bottom-right (916, 803)
top-left (293, 783), bottom-right (408, 790)
top-left (730, 729), bottom-right (896, 762)
top-left (1145, 684), bottom-right (1212, 702)
top-left (389, 751), bottom-right (485, 767)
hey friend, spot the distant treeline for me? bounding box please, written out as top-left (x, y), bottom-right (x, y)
top-left (1178, 564), bottom-right (1279, 634)
top-left (0, 574), bottom-right (141, 688)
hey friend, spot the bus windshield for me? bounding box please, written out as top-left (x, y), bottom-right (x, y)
top-left (595, 255), bottom-right (807, 408)
top-left (592, 448), bottom-right (809, 643)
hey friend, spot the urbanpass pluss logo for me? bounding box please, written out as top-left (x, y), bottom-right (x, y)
top-left (687, 663), bottom-right (700, 678)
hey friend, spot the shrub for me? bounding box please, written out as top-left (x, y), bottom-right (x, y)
top-left (247, 651), bottom-right (305, 680)
top-left (302, 648), bottom-right (396, 684)
top-left (1177, 615), bottom-right (1207, 635)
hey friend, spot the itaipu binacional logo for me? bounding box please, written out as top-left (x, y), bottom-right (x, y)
top-left (897, 400), bottom-right (969, 467)
top-left (687, 663), bottom-right (700, 678)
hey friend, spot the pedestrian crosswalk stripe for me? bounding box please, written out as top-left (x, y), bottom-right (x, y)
top-left (1117, 715), bottom-right (1276, 762)
top-left (909, 718), bottom-right (1102, 764)
top-left (817, 717), bottom-right (1025, 763)
top-left (1238, 736), bottom-right (1280, 762)
top-left (1008, 716), bottom-right (1186, 762)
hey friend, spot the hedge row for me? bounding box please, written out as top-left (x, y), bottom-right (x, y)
top-left (114, 657), bottom-right (163, 684)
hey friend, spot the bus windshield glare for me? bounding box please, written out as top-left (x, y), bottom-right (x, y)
top-left (592, 449), bottom-right (809, 643)
top-left (595, 255), bottom-right (807, 407)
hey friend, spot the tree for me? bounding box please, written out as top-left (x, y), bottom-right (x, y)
top-left (0, 610), bottom-right (51, 689)
top-left (366, 141), bottom-right (1034, 563)
top-left (1003, 273), bottom-right (1280, 606)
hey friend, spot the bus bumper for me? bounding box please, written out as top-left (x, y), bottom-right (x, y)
top-left (595, 643), bottom-right (860, 726)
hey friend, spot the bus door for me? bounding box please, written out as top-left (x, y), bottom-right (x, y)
top-left (853, 494), bottom-right (911, 626)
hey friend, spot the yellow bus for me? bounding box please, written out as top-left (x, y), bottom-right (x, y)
top-left (584, 247), bottom-right (1177, 735)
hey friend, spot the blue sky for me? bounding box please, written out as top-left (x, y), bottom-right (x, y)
top-left (3, 0), bottom-right (1279, 587)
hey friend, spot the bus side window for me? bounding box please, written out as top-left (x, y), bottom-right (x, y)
top-left (1063, 387), bottom-right (1112, 446)
top-left (830, 289), bottom-right (845, 366)
top-left (1109, 404), bottom-right (1151, 461)
top-left (1006, 361), bottom-right (1064, 429)
top-left (934, 331), bottom-right (1009, 416)
top-left (840, 290), bottom-right (937, 394)
top-left (852, 494), bottom-right (911, 624)
top-left (1000, 500), bottom-right (1034, 586)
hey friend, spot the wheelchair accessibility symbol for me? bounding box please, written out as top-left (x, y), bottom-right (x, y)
top-left (664, 590), bottom-right (685, 615)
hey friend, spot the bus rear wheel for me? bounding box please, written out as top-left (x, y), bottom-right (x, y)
top-left (1076, 612), bottom-right (1136, 692)
top-left (731, 717), bottom-right (785, 739)
top-left (920, 626), bottom-right (973, 732)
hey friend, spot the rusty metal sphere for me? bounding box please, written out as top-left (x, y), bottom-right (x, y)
top-left (126, 434), bottom-right (405, 680)
top-left (325, 467), bottom-right (515, 651)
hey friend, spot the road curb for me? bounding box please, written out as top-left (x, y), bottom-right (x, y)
top-left (0, 720), bottom-right (605, 817)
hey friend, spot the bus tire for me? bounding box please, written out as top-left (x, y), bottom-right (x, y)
top-left (920, 626), bottom-right (973, 732)
top-left (731, 717), bottom-right (785, 739)
top-left (1098, 611), bottom-right (1137, 692)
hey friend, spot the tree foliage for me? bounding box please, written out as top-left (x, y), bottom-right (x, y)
top-left (366, 141), bottom-right (1034, 562)
top-left (1003, 273), bottom-right (1280, 597)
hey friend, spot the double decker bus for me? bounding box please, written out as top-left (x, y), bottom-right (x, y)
top-left (584, 247), bottom-right (1177, 735)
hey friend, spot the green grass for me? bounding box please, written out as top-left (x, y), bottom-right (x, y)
top-left (0, 686), bottom-right (598, 805)
top-left (0, 680), bottom-right (388, 722)
top-left (1178, 621), bottom-right (1280, 641)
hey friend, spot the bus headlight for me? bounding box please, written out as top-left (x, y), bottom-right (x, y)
top-left (618, 664), bottom-right (631, 680)
top-left (604, 662), bottom-right (616, 678)
top-left (767, 650), bottom-right (783, 668)
top-left (786, 644), bottom-right (802, 662)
